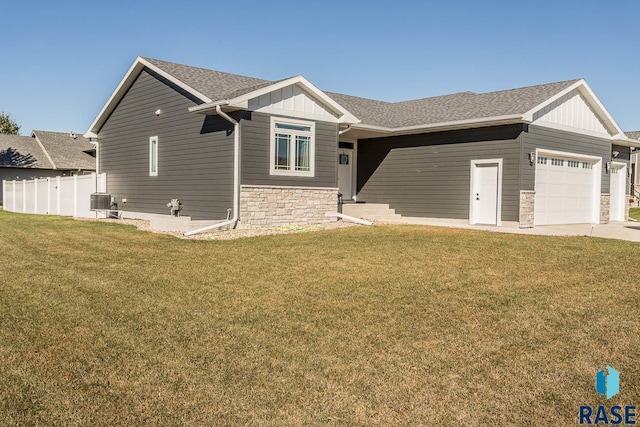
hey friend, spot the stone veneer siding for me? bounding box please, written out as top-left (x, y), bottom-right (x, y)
top-left (239, 185), bottom-right (338, 228)
top-left (519, 191), bottom-right (535, 228)
top-left (600, 194), bottom-right (610, 224)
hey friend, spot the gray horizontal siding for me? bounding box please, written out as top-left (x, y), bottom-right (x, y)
top-left (357, 125), bottom-right (523, 221)
top-left (241, 112), bottom-right (338, 188)
top-left (98, 69), bottom-right (234, 220)
top-left (521, 125), bottom-right (613, 194)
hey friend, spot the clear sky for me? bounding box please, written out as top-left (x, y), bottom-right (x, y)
top-left (1, 0), bottom-right (639, 135)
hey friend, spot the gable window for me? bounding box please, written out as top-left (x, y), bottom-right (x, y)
top-left (149, 136), bottom-right (158, 176)
top-left (270, 117), bottom-right (315, 177)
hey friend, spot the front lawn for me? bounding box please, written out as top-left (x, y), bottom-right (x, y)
top-left (0, 211), bottom-right (638, 425)
top-left (630, 207), bottom-right (640, 221)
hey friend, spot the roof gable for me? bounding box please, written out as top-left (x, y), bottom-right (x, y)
top-left (523, 80), bottom-right (623, 137)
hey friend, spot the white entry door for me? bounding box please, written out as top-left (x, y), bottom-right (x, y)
top-left (610, 163), bottom-right (626, 221)
top-left (338, 148), bottom-right (353, 201)
top-left (470, 160), bottom-right (502, 225)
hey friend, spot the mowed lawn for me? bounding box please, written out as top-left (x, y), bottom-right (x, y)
top-left (0, 211), bottom-right (638, 426)
top-left (630, 207), bottom-right (640, 221)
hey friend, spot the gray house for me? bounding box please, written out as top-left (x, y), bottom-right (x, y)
top-left (0, 131), bottom-right (96, 204)
top-left (626, 131), bottom-right (640, 204)
top-left (84, 57), bottom-right (639, 230)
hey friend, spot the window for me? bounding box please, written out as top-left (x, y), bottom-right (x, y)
top-left (537, 156), bottom-right (548, 165)
top-left (149, 136), bottom-right (158, 176)
top-left (270, 117), bottom-right (315, 176)
top-left (551, 158), bottom-right (564, 166)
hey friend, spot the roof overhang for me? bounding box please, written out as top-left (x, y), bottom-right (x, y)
top-left (611, 135), bottom-right (640, 148)
top-left (84, 57), bottom-right (213, 138)
top-left (348, 114), bottom-right (525, 140)
top-left (188, 75), bottom-right (360, 124)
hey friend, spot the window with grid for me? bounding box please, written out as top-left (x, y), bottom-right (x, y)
top-left (270, 118), bottom-right (315, 176)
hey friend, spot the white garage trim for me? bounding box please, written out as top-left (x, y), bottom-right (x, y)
top-left (469, 158), bottom-right (503, 226)
top-left (535, 148), bottom-right (602, 225)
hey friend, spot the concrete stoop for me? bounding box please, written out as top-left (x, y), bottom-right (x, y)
top-left (341, 203), bottom-right (402, 222)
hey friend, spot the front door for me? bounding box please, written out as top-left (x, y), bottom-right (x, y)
top-left (338, 148), bottom-right (353, 201)
top-left (610, 163), bottom-right (626, 221)
top-left (470, 160), bottom-right (502, 225)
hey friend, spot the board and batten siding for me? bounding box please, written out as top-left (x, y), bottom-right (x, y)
top-left (520, 125), bottom-right (612, 194)
top-left (241, 112), bottom-right (338, 188)
top-left (356, 125), bottom-right (524, 221)
top-left (98, 69), bottom-right (234, 220)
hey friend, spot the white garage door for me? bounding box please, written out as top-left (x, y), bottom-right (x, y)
top-left (535, 153), bottom-right (598, 225)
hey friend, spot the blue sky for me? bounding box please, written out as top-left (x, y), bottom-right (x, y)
top-left (1, 0), bottom-right (639, 134)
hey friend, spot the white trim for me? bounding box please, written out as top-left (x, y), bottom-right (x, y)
top-left (469, 159), bottom-right (503, 226)
top-left (149, 136), bottom-right (158, 176)
top-left (85, 57), bottom-right (213, 136)
top-left (535, 148), bottom-right (602, 225)
top-left (269, 116), bottom-right (315, 177)
top-left (351, 114), bottom-right (524, 137)
top-left (252, 106), bottom-right (340, 123)
top-left (531, 121), bottom-right (613, 140)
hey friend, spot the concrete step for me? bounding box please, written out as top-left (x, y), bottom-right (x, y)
top-left (341, 203), bottom-right (401, 221)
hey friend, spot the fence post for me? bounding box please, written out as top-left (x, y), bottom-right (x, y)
top-left (2, 180), bottom-right (4, 210)
top-left (73, 175), bottom-right (78, 217)
top-left (22, 179), bottom-right (26, 213)
top-left (56, 176), bottom-right (61, 215)
top-left (12, 180), bottom-right (16, 212)
top-left (34, 178), bottom-right (38, 214)
top-left (47, 178), bottom-right (51, 215)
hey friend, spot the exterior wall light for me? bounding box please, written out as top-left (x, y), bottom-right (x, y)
top-left (529, 152), bottom-right (535, 166)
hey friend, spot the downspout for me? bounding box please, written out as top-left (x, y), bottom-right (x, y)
top-left (184, 105), bottom-right (240, 236)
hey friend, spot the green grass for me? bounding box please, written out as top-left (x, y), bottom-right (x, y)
top-left (630, 207), bottom-right (640, 221)
top-left (0, 211), bottom-right (638, 426)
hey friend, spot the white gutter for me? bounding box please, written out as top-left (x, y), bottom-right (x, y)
top-left (184, 105), bottom-right (240, 236)
top-left (338, 125), bottom-right (352, 135)
top-left (351, 114), bottom-right (525, 136)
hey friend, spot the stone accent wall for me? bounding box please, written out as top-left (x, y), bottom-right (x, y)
top-left (239, 185), bottom-right (338, 228)
top-left (600, 194), bottom-right (610, 224)
top-left (519, 191), bottom-right (535, 228)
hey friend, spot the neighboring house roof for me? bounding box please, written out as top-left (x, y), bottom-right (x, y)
top-left (0, 131), bottom-right (95, 171)
top-left (0, 134), bottom-right (53, 169)
top-left (31, 130), bottom-right (96, 170)
top-left (625, 131), bottom-right (640, 140)
top-left (85, 56), bottom-right (635, 145)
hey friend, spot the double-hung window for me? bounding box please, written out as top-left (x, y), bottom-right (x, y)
top-left (270, 117), bottom-right (315, 177)
top-left (149, 136), bottom-right (158, 176)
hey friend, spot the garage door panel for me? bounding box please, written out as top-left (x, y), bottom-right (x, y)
top-left (535, 153), bottom-right (598, 225)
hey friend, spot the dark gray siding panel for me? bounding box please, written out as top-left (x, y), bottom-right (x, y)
top-left (521, 125), bottom-right (612, 193)
top-left (357, 125), bottom-right (523, 221)
top-left (241, 112), bottom-right (338, 188)
top-left (98, 69), bottom-right (234, 220)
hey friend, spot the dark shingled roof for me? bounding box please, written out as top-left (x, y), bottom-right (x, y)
top-left (143, 57), bottom-right (270, 102)
top-left (0, 134), bottom-right (53, 169)
top-left (625, 131), bottom-right (640, 140)
top-left (32, 131), bottom-right (96, 170)
top-left (144, 57), bottom-right (581, 128)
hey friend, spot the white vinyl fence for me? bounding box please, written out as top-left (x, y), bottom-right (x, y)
top-left (2, 173), bottom-right (106, 218)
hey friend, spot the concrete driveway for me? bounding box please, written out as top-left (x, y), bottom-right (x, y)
top-left (384, 217), bottom-right (640, 242)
